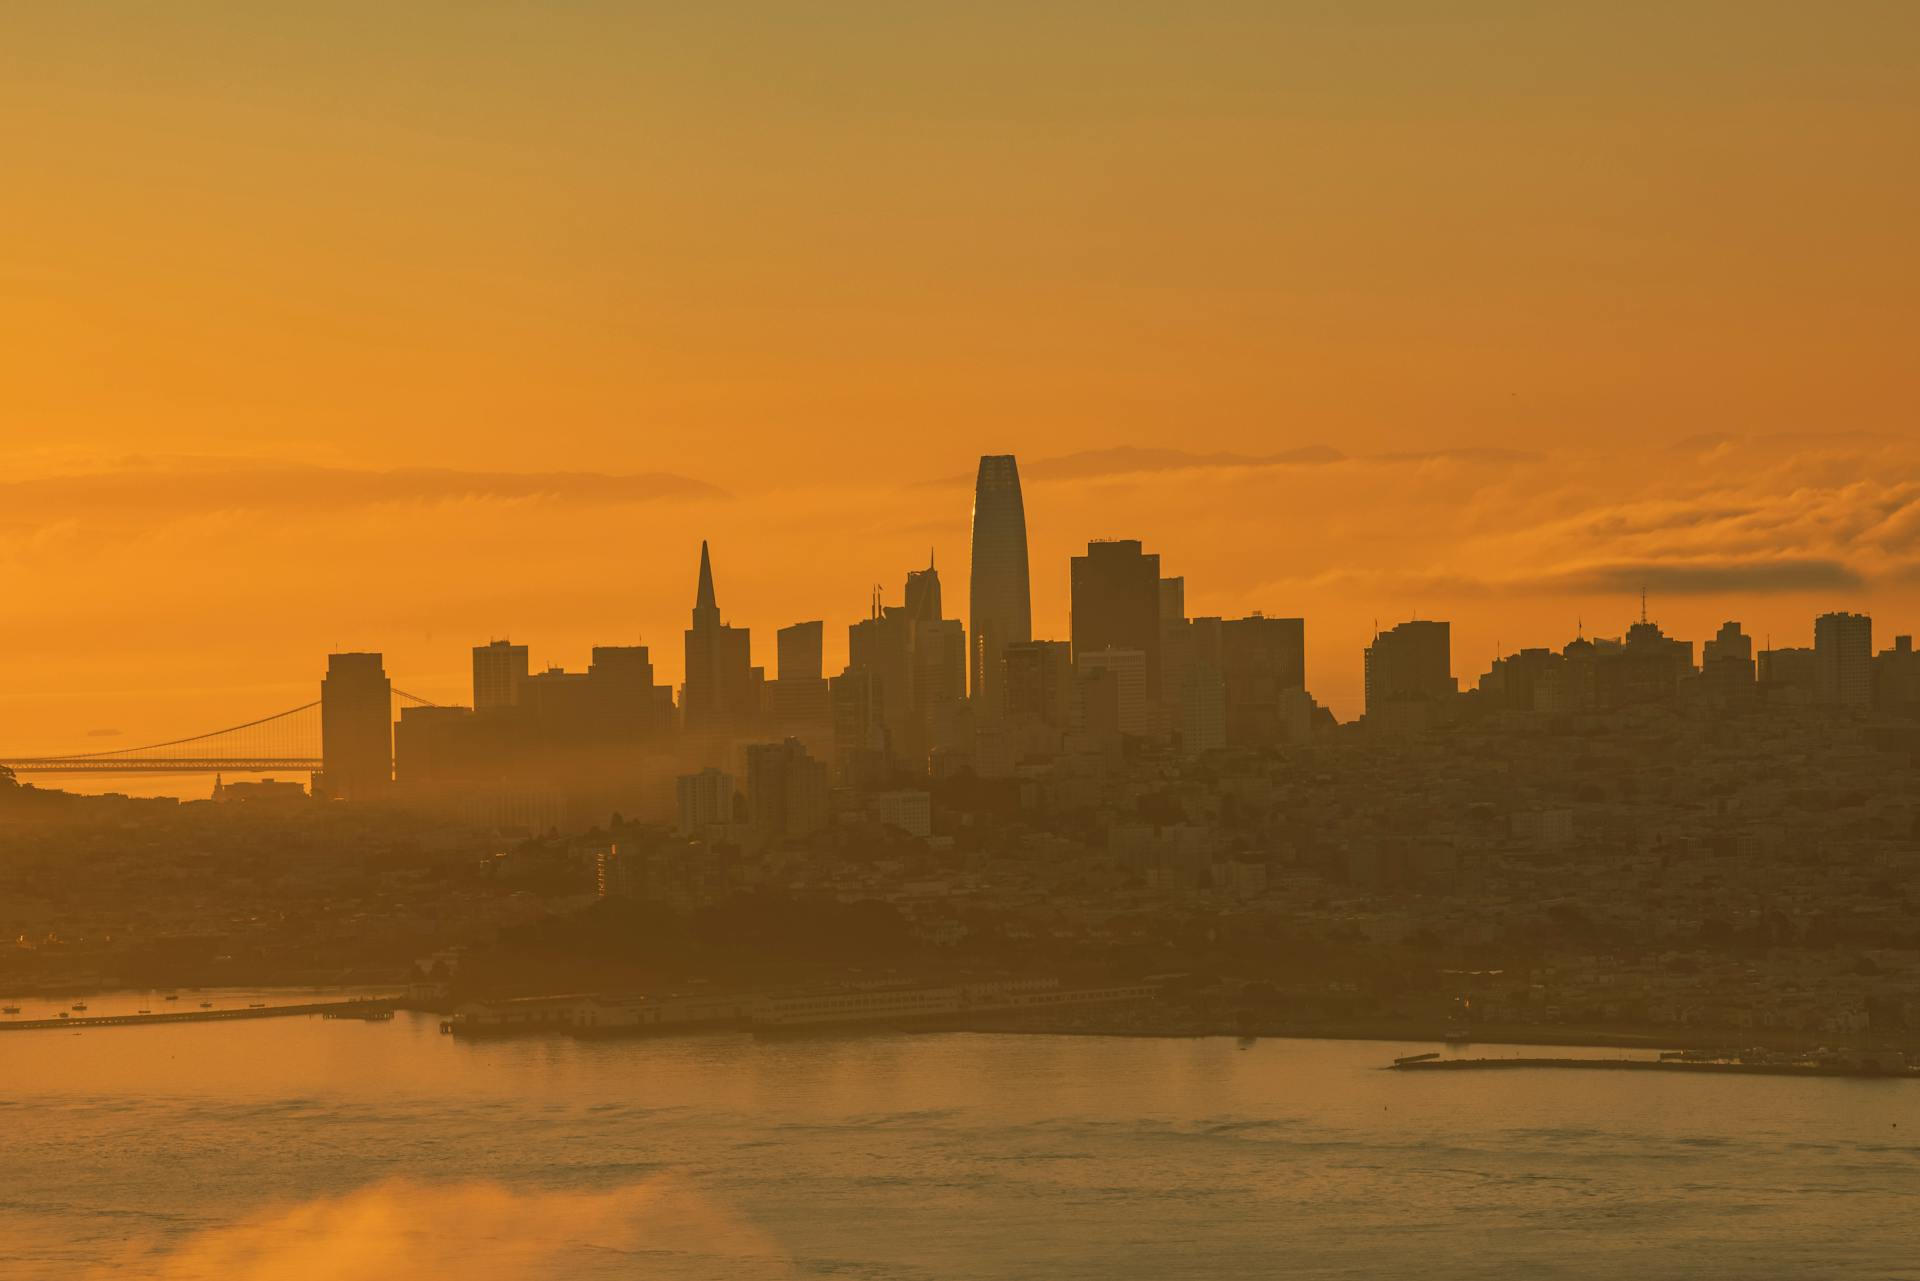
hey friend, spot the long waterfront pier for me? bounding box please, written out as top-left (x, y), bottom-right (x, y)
top-left (0, 996), bottom-right (398, 1032)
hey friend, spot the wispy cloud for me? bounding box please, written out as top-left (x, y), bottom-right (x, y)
top-left (918, 445), bottom-right (1346, 486)
top-left (1016, 445), bottom-right (1347, 482)
top-left (1369, 447), bottom-right (1544, 465)
top-left (1885, 559), bottom-right (1920, 586)
top-left (922, 443), bottom-right (1551, 487)
top-left (1535, 557), bottom-right (1865, 595)
top-left (0, 461), bottom-right (724, 525)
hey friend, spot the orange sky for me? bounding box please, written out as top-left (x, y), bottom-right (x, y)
top-left (2, 3), bottom-right (1917, 761)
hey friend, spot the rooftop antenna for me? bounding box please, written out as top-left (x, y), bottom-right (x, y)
top-left (1640, 585), bottom-right (1649, 625)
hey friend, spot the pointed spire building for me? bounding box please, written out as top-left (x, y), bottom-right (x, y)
top-left (682, 541), bottom-right (758, 739)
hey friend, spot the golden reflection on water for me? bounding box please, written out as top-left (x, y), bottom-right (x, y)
top-left (6, 1014), bottom-right (1917, 1280)
top-left (87, 1177), bottom-right (795, 1281)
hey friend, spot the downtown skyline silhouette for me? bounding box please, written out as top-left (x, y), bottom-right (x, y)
top-left (7, 443), bottom-right (1912, 802)
top-left (5, 434), bottom-right (1917, 776)
top-left (6, 5), bottom-right (1920, 1280)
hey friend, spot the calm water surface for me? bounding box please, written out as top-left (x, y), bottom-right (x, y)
top-left (3, 1009), bottom-right (1916, 1279)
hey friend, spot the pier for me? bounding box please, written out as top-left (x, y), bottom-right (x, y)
top-left (0, 997), bottom-right (399, 1032)
top-left (1388, 1055), bottom-right (1917, 1079)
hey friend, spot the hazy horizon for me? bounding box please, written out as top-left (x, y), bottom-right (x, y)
top-left (7, 7), bottom-right (1920, 1278)
top-left (4, 432), bottom-right (1917, 760)
top-left (6, 3), bottom-right (1918, 753)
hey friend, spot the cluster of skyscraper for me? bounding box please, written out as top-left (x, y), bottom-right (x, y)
top-left (311, 455), bottom-right (1314, 820)
top-left (312, 453), bottom-right (1917, 832)
top-left (1460, 606), bottom-right (1908, 726)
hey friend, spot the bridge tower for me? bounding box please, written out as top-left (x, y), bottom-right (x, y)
top-left (319, 652), bottom-right (392, 799)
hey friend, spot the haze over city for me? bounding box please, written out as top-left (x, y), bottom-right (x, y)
top-left (5, 5), bottom-right (1920, 1280)
top-left (5, 4), bottom-right (1918, 754)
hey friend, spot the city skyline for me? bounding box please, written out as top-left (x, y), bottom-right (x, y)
top-left (4, 443), bottom-right (1914, 779)
top-left (5, 447), bottom-right (1912, 771)
top-left (7, 4), bottom-right (1920, 762)
top-left (4, 480), bottom-right (1912, 810)
top-left (9, 7), bottom-right (1920, 1276)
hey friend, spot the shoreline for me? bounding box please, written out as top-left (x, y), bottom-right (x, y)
top-left (941, 1010), bottom-right (1920, 1055)
top-left (456, 1008), bottom-right (1916, 1058)
top-left (14, 982), bottom-right (1913, 1059)
top-left (1389, 1055), bottom-right (1918, 1080)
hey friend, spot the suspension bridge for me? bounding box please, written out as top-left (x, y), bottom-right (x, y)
top-left (0, 690), bottom-right (438, 775)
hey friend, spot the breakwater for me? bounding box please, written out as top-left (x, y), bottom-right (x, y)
top-left (0, 997), bottom-right (397, 1032)
top-left (1389, 1055), bottom-right (1917, 1079)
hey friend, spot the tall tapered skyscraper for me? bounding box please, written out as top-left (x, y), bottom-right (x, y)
top-left (969, 454), bottom-right (1031, 715)
top-left (682, 540), bottom-right (756, 736)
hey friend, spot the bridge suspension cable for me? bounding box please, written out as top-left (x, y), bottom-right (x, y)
top-left (2, 687), bottom-right (441, 774)
top-left (17, 702), bottom-right (322, 763)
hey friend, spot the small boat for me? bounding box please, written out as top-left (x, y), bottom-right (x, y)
top-left (72, 1003), bottom-right (88, 1012)
top-left (199, 1001), bottom-right (213, 1009)
top-left (248, 1003), bottom-right (266, 1009)
top-left (58, 1012), bottom-right (70, 1019)
top-left (164, 995), bottom-right (179, 1001)
top-left (1, 1005), bottom-right (20, 1014)
top-left (138, 1009), bottom-right (151, 1014)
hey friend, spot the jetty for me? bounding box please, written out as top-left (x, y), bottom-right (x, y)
top-left (1388, 1053), bottom-right (1916, 1079)
top-left (0, 997), bottom-right (398, 1032)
